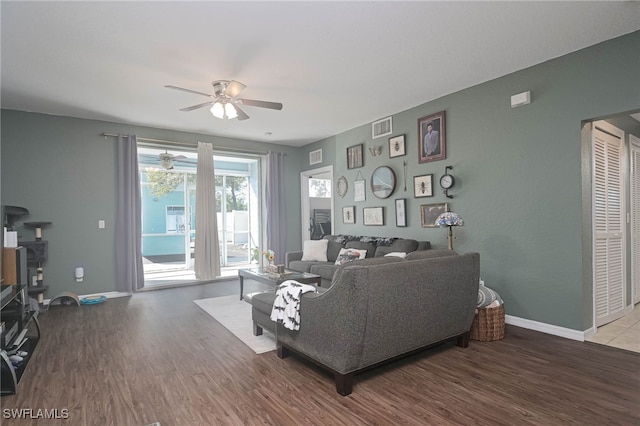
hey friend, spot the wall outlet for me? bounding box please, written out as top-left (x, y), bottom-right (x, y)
top-left (98, 220), bottom-right (105, 229)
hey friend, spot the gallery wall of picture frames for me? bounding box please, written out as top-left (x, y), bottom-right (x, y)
top-left (338, 110), bottom-right (456, 229)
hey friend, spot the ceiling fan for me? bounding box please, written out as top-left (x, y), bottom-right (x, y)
top-left (156, 151), bottom-right (196, 170)
top-left (165, 80), bottom-right (283, 121)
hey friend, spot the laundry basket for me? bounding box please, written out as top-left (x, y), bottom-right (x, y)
top-left (470, 304), bottom-right (505, 341)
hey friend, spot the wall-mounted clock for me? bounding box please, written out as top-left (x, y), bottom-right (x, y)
top-left (440, 166), bottom-right (455, 198)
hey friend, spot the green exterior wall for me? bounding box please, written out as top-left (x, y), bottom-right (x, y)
top-left (1, 31), bottom-right (638, 331)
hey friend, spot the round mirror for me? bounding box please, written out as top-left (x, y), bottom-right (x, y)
top-left (371, 166), bottom-right (396, 199)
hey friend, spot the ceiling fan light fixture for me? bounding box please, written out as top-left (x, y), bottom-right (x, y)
top-left (210, 101), bottom-right (238, 120)
top-left (225, 103), bottom-right (238, 119)
top-left (210, 102), bottom-right (225, 119)
top-left (160, 159), bottom-right (174, 170)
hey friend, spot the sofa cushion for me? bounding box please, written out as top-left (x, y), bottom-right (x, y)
top-left (301, 239), bottom-right (329, 262)
top-left (374, 238), bottom-right (419, 257)
top-left (251, 291), bottom-right (278, 314)
top-left (345, 241), bottom-right (376, 258)
top-left (288, 260), bottom-right (328, 273)
top-left (334, 248), bottom-right (367, 265)
top-left (416, 241), bottom-right (432, 251)
top-left (331, 256), bottom-right (404, 285)
top-left (310, 263), bottom-right (340, 280)
top-left (326, 238), bottom-right (344, 262)
top-left (404, 249), bottom-right (458, 260)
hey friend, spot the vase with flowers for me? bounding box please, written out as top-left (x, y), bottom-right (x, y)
top-left (262, 249), bottom-right (276, 272)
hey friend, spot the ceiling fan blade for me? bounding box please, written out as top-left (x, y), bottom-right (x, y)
top-left (165, 85), bottom-right (214, 98)
top-left (172, 155), bottom-right (197, 164)
top-left (238, 98), bottom-right (283, 110)
top-left (179, 101), bottom-right (214, 112)
top-left (234, 104), bottom-right (250, 121)
top-left (226, 80), bottom-right (246, 98)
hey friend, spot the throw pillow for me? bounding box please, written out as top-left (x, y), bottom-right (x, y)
top-left (384, 252), bottom-right (407, 258)
top-left (301, 239), bottom-right (329, 262)
top-left (334, 248), bottom-right (367, 265)
top-left (345, 241), bottom-right (376, 258)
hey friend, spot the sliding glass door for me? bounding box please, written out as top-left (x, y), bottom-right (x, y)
top-left (138, 145), bottom-right (261, 285)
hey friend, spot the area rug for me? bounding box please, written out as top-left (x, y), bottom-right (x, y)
top-left (193, 295), bottom-right (276, 354)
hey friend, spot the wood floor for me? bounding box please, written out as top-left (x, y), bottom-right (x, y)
top-left (3, 280), bottom-right (639, 426)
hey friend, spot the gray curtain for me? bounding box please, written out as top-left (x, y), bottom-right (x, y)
top-left (266, 151), bottom-right (286, 264)
top-left (194, 142), bottom-right (221, 280)
top-left (115, 134), bottom-right (144, 292)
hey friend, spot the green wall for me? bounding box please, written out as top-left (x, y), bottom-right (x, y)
top-left (1, 112), bottom-right (303, 296)
top-left (1, 31), bottom-right (638, 332)
top-left (301, 31), bottom-right (640, 331)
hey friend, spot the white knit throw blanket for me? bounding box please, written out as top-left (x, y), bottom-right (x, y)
top-left (270, 280), bottom-right (317, 331)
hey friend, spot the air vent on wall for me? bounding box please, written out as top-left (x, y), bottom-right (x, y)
top-left (309, 149), bottom-right (322, 165)
top-left (372, 116), bottom-right (392, 139)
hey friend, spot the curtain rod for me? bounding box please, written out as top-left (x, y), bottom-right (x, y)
top-left (100, 132), bottom-right (272, 155)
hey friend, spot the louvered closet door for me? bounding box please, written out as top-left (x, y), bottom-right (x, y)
top-left (631, 136), bottom-right (640, 305)
top-left (593, 122), bottom-right (626, 327)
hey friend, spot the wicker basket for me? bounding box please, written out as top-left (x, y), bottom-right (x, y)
top-left (470, 304), bottom-right (505, 341)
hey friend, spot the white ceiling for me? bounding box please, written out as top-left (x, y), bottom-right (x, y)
top-left (2, 1), bottom-right (639, 147)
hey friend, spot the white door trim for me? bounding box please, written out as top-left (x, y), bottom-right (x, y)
top-left (630, 134), bottom-right (640, 305)
top-left (300, 165), bottom-right (334, 243)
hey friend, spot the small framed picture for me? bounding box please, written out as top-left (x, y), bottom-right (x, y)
top-left (388, 134), bottom-right (406, 158)
top-left (414, 174), bottom-right (433, 198)
top-left (418, 111), bottom-right (446, 163)
top-left (395, 198), bottom-right (407, 227)
top-left (342, 206), bottom-right (355, 224)
top-left (347, 144), bottom-right (364, 169)
top-left (354, 180), bottom-right (366, 202)
top-left (420, 203), bottom-right (448, 228)
top-left (363, 207), bottom-right (384, 226)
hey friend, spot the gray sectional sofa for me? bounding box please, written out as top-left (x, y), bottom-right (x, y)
top-left (252, 249), bottom-right (480, 395)
top-left (285, 235), bottom-right (431, 286)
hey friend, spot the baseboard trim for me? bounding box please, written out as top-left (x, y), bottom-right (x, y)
top-left (505, 314), bottom-right (585, 342)
top-left (44, 291), bottom-right (131, 305)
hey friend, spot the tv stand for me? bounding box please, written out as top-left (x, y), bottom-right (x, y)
top-left (0, 283), bottom-right (40, 395)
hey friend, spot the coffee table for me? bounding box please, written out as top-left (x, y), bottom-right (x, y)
top-left (238, 268), bottom-right (321, 300)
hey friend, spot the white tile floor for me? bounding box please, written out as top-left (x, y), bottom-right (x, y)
top-left (586, 305), bottom-right (640, 353)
